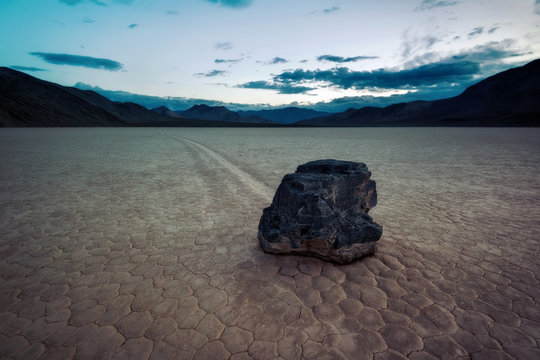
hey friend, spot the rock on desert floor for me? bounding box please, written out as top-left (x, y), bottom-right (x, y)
top-left (0, 127), bottom-right (539, 359)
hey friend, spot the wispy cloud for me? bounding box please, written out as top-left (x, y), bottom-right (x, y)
top-left (127, 23), bottom-right (138, 29)
top-left (401, 30), bottom-right (441, 60)
top-left (204, 0), bottom-right (253, 8)
top-left (404, 39), bottom-right (525, 69)
top-left (215, 58), bottom-right (242, 64)
top-left (311, 5), bottom-right (340, 15)
top-left (215, 42), bottom-right (233, 50)
top-left (448, 40), bottom-right (526, 62)
top-left (195, 69), bottom-right (228, 77)
top-left (323, 6), bottom-right (340, 14)
top-left (82, 17), bottom-right (95, 23)
top-left (488, 26), bottom-right (499, 34)
top-left (468, 26), bottom-right (483, 39)
top-left (416, 0), bottom-right (460, 11)
top-left (317, 55), bottom-right (378, 63)
top-left (238, 81), bottom-right (314, 94)
top-left (9, 66), bottom-right (47, 72)
top-left (535, 0), bottom-right (540, 15)
top-left (256, 57), bottom-right (288, 65)
top-left (166, 10), bottom-right (178, 15)
top-left (29, 52), bottom-right (124, 71)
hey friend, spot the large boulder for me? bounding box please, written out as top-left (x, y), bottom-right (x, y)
top-left (258, 159), bottom-right (382, 264)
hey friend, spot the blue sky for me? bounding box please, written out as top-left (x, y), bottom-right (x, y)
top-left (1, 0), bottom-right (539, 111)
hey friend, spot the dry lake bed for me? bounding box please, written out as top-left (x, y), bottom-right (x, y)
top-left (0, 127), bottom-right (539, 360)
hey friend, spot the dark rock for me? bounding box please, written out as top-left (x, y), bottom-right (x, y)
top-left (258, 159), bottom-right (382, 264)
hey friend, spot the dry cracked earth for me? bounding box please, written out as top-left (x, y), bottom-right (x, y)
top-left (0, 128), bottom-right (539, 360)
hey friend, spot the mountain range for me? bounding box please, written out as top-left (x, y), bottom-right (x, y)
top-left (149, 105), bottom-right (330, 124)
top-left (0, 67), bottom-right (272, 127)
top-left (1, 59), bottom-right (539, 127)
top-left (299, 59), bottom-right (540, 126)
top-left (179, 104), bottom-right (273, 124)
top-left (238, 108), bottom-right (331, 124)
top-left (0, 67), bottom-right (175, 127)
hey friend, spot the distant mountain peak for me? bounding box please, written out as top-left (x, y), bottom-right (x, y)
top-left (188, 104), bottom-right (212, 111)
top-left (237, 107), bottom-right (332, 124)
top-left (180, 104), bottom-right (273, 124)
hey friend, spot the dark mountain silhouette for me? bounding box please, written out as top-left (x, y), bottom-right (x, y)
top-left (238, 107), bottom-right (332, 124)
top-left (0, 68), bottom-right (273, 127)
top-left (3, 59), bottom-right (539, 127)
top-left (151, 105), bottom-right (184, 118)
top-left (179, 104), bottom-right (273, 124)
top-left (0, 66), bottom-right (185, 127)
top-left (298, 59), bottom-right (540, 126)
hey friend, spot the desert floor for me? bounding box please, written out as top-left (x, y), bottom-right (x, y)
top-left (0, 127), bottom-right (539, 359)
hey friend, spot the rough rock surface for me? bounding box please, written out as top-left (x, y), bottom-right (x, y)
top-left (258, 159), bottom-right (382, 264)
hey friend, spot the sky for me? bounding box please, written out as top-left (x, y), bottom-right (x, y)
top-left (1, 0), bottom-right (539, 112)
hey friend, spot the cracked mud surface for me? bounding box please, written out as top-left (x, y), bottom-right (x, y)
top-left (1, 127), bottom-right (539, 359)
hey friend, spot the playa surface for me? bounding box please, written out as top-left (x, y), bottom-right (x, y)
top-left (0, 127), bottom-right (539, 359)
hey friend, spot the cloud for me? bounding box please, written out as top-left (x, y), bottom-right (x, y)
top-left (215, 42), bottom-right (233, 50)
top-left (29, 52), bottom-right (124, 71)
top-left (204, 0), bottom-right (253, 8)
top-left (273, 61), bottom-right (480, 90)
top-left (317, 55), bottom-right (378, 63)
top-left (257, 57), bottom-right (288, 65)
top-left (536, 0), bottom-right (540, 15)
top-left (166, 10), bottom-right (178, 15)
top-left (448, 39), bottom-right (524, 63)
top-left (299, 40), bottom-right (524, 92)
top-left (416, 0), bottom-right (460, 11)
top-left (238, 81), bottom-right (314, 94)
top-left (323, 6), bottom-right (340, 14)
top-left (401, 31), bottom-right (441, 60)
top-left (82, 17), bottom-right (95, 23)
top-left (195, 69), bottom-right (228, 77)
top-left (269, 57), bottom-right (288, 64)
top-left (488, 26), bottom-right (499, 34)
top-left (9, 66), bottom-right (47, 72)
top-left (128, 23), bottom-right (138, 29)
top-left (215, 58), bottom-right (242, 64)
top-left (310, 5), bottom-right (340, 15)
top-left (468, 26), bottom-right (483, 38)
top-left (403, 38), bottom-right (526, 70)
